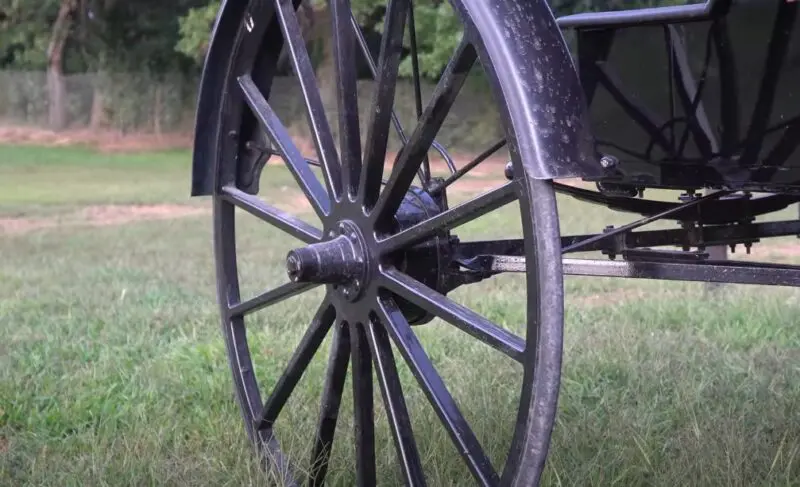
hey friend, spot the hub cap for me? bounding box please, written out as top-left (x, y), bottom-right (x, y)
top-left (286, 220), bottom-right (368, 302)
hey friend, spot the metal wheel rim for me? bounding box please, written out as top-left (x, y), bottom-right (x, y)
top-left (204, 0), bottom-right (566, 484)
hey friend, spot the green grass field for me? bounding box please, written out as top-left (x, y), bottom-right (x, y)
top-left (1, 143), bottom-right (799, 486)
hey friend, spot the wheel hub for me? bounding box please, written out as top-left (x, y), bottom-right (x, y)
top-left (285, 187), bottom-right (449, 316)
top-left (286, 220), bottom-right (368, 302)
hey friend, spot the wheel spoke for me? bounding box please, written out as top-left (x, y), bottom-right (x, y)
top-left (309, 322), bottom-right (351, 486)
top-left (379, 181), bottom-right (519, 255)
top-left (366, 318), bottom-right (427, 486)
top-left (238, 75), bottom-right (331, 218)
top-left (273, 0), bottom-right (342, 199)
top-left (229, 281), bottom-right (318, 318)
top-left (375, 297), bottom-right (500, 485)
top-left (331, 0), bottom-right (362, 197)
top-left (380, 269), bottom-right (524, 363)
top-left (358, 0), bottom-right (409, 210)
top-left (221, 185), bottom-right (322, 243)
top-left (257, 300), bottom-right (337, 430)
top-left (350, 12), bottom-right (455, 180)
top-left (350, 322), bottom-right (376, 486)
top-left (407, 0), bottom-right (430, 184)
top-left (373, 38), bottom-right (477, 224)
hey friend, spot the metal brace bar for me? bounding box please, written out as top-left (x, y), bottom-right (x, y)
top-left (457, 254), bottom-right (800, 287)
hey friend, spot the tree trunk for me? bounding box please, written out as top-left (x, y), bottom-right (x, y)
top-left (89, 86), bottom-right (107, 129)
top-left (301, 3), bottom-right (336, 132)
top-left (47, 0), bottom-right (77, 131)
top-left (153, 84), bottom-right (163, 137)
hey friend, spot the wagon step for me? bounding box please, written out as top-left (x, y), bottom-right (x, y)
top-left (456, 254), bottom-right (800, 287)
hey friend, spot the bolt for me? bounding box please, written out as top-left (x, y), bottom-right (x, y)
top-left (338, 222), bottom-right (346, 234)
top-left (285, 253), bottom-right (301, 282)
top-left (353, 279), bottom-right (361, 291)
top-left (342, 287), bottom-right (352, 298)
top-left (600, 155), bottom-right (618, 169)
top-left (349, 232), bottom-right (357, 241)
top-left (504, 161), bottom-right (514, 180)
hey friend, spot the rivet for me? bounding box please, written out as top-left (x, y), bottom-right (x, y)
top-left (600, 155), bottom-right (618, 169)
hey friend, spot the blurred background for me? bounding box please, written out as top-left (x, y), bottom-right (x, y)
top-left (0, 0), bottom-right (695, 149)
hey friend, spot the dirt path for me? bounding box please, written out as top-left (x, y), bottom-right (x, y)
top-left (0, 204), bottom-right (209, 236)
top-left (0, 126), bottom-right (193, 153)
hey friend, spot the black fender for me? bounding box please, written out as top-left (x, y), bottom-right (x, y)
top-left (190, 0), bottom-right (604, 197)
top-left (454, 0), bottom-right (603, 181)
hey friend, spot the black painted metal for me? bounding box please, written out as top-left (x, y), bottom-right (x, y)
top-left (563, 258), bottom-right (800, 287)
top-left (564, 0), bottom-right (800, 191)
top-left (197, 0), bottom-right (568, 485)
top-left (452, 219), bottom-right (800, 258)
top-left (376, 296), bottom-right (501, 485)
top-left (350, 321), bottom-right (377, 486)
top-left (561, 189), bottom-right (730, 254)
top-left (191, 0), bottom-right (800, 485)
top-left (454, 252), bottom-right (800, 288)
top-left (348, 11), bottom-right (456, 181)
top-left (308, 322), bottom-right (350, 486)
top-left (366, 320), bottom-right (427, 486)
top-left (372, 37), bottom-right (477, 224)
top-left (553, 183), bottom-right (800, 224)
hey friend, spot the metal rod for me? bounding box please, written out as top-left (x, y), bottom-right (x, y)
top-left (563, 258), bottom-right (800, 287)
top-left (457, 254), bottom-right (800, 288)
top-left (429, 139), bottom-right (507, 194)
top-left (561, 189), bottom-right (732, 254)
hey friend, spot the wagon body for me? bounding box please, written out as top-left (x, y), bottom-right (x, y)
top-left (561, 0), bottom-right (800, 191)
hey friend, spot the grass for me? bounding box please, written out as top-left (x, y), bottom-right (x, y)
top-left (1, 143), bottom-right (799, 486)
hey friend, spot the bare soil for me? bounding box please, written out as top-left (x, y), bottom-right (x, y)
top-left (0, 126), bottom-right (192, 153)
top-left (0, 204), bottom-right (209, 236)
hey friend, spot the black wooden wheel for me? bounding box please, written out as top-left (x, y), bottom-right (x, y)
top-left (203, 0), bottom-right (565, 485)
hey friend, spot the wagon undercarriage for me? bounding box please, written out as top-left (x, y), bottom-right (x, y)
top-left (189, 0), bottom-right (799, 484)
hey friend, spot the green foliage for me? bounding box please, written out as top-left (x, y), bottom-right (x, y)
top-left (176, 1), bottom-right (220, 60)
top-left (0, 0), bottom-right (63, 70)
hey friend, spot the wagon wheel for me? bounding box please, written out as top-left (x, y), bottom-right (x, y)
top-left (203, 0), bottom-right (565, 484)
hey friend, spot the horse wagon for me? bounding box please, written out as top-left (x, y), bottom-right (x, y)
top-left (189, 0), bottom-right (800, 484)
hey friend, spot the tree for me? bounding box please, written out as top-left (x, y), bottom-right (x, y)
top-left (47, 0), bottom-right (79, 130)
top-left (176, 1), bottom-right (220, 61)
top-left (0, 0), bottom-right (81, 129)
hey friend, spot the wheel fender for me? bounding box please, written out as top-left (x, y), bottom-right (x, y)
top-left (190, 0), bottom-right (245, 197)
top-left (190, 0), bottom-right (604, 197)
top-left (455, 0), bottom-right (604, 180)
